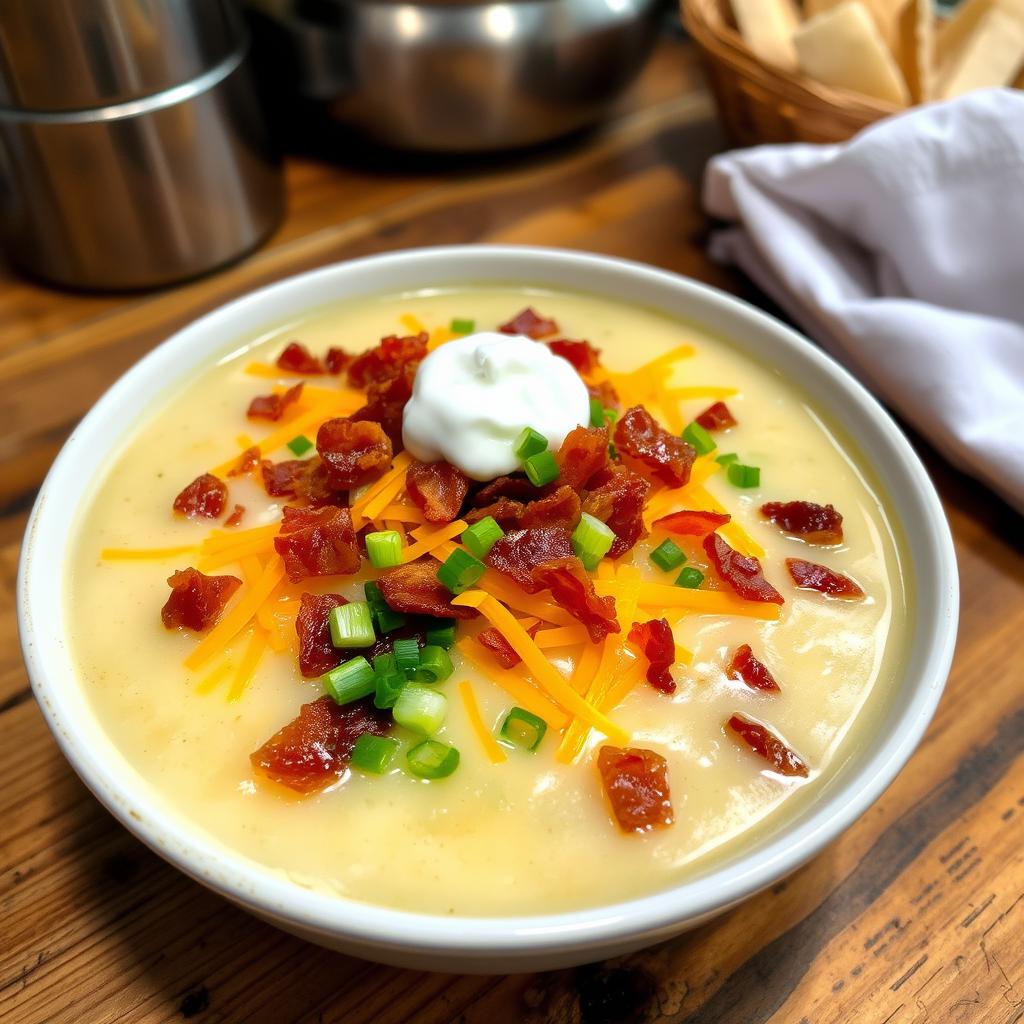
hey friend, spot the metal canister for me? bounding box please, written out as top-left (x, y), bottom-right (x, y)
top-left (0, 0), bottom-right (283, 291)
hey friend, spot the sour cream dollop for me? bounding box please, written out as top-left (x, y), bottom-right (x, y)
top-left (402, 332), bottom-right (590, 481)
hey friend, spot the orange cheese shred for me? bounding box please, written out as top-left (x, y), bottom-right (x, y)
top-left (101, 545), bottom-right (199, 561)
top-left (226, 626), bottom-right (269, 702)
top-left (595, 580), bottom-right (781, 620)
top-left (533, 625), bottom-right (590, 649)
top-left (402, 520), bottom-right (468, 563)
top-left (400, 313), bottom-right (426, 335)
top-left (457, 680), bottom-right (507, 764)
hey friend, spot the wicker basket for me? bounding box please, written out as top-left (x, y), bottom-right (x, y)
top-left (682, 0), bottom-right (902, 145)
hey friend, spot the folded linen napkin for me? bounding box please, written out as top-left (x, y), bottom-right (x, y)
top-left (703, 88), bottom-right (1024, 513)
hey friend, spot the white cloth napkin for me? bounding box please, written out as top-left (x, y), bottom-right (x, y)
top-left (703, 88), bottom-right (1024, 513)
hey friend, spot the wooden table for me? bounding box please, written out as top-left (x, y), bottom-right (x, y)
top-left (3, 36), bottom-right (1022, 1024)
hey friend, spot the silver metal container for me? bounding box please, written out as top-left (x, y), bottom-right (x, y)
top-left (0, 0), bottom-right (283, 291)
top-left (247, 0), bottom-right (664, 152)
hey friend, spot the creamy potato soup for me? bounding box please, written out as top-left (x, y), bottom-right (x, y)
top-left (68, 286), bottom-right (909, 916)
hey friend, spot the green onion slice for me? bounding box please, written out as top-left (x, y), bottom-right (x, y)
top-left (727, 463), bottom-right (761, 488)
top-left (513, 426), bottom-right (549, 461)
top-left (372, 653), bottom-right (406, 709)
top-left (675, 566), bottom-right (705, 589)
top-left (365, 529), bottom-right (404, 569)
top-left (499, 707), bottom-right (548, 751)
top-left (681, 421), bottom-right (716, 456)
top-left (450, 317), bottom-right (475, 334)
top-left (571, 512), bottom-right (615, 570)
top-left (364, 580), bottom-right (406, 634)
top-left (437, 548), bottom-right (486, 595)
top-left (589, 396), bottom-right (605, 428)
top-left (392, 637), bottom-right (421, 675)
top-left (406, 739), bottom-right (460, 779)
top-left (393, 684), bottom-right (447, 735)
top-left (523, 450), bottom-right (559, 487)
top-left (715, 452), bottom-right (739, 466)
top-left (412, 645), bottom-right (454, 684)
top-left (322, 656), bottom-right (375, 705)
top-left (328, 601), bottom-right (376, 648)
top-left (350, 734), bottom-right (399, 774)
top-left (425, 620), bottom-right (456, 649)
top-left (650, 538), bottom-right (687, 572)
top-left (286, 434), bottom-right (314, 457)
top-left (461, 516), bottom-right (504, 559)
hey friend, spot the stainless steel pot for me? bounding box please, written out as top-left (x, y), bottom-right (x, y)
top-left (0, 0), bottom-right (283, 291)
top-left (246, 0), bottom-right (665, 152)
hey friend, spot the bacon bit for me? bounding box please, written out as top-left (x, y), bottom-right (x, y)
top-left (786, 558), bottom-right (865, 600)
top-left (347, 332), bottom-right (428, 389)
top-left (653, 508), bottom-right (731, 537)
top-left (351, 360), bottom-right (418, 448)
top-left (580, 465), bottom-right (651, 558)
top-left (325, 347), bottom-right (352, 375)
top-left (173, 473), bottom-right (228, 519)
top-left (406, 460), bottom-right (470, 524)
top-left (472, 474), bottom-right (546, 507)
top-left (486, 527), bottom-right (573, 593)
top-left (727, 714), bottom-right (808, 777)
top-left (548, 338), bottom-right (601, 374)
top-left (627, 618), bottom-right (676, 693)
top-left (556, 426), bottom-right (608, 490)
top-left (597, 746), bottom-right (674, 832)
top-left (728, 643), bottom-right (780, 692)
top-left (250, 696), bottom-right (390, 794)
top-left (520, 485), bottom-right (581, 531)
top-left (614, 406), bottom-right (696, 488)
top-left (317, 418), bottom-right (393, 489)
top-left (295, 593), bottom-right (347, 677)
top-left (260, 458), bottom-right (343, 507)
top-left (247, 382), bottom-right (304, 422)
top-left (376, 560), bottom-right (479, 620)
top-left (498, 307), bottom-right (558, 339)
top-left (276, 341), bottom-right (324, 375)
top-left (225, 504), bottom-right (246, 528)
top-left (273, 505), bottom-right (361, 582)
top-left (161, 567), bottom-right (241, 632)
top-left (227, 446), bottom-right (260, 478)
top-left (531, 556), bottom-right (620, 644)
top-left (477, 626), bottom-right (521, 669)
top-left (588, 379), bottom-right (620, 411)
top-left (761, 501), bottom-right (844, 545)
top-left (695, 401), bottom-right (737, 431)
top-left (703, 533), bottom-right (784, 605)
top-left (465, 498), bottom-right (524, 530)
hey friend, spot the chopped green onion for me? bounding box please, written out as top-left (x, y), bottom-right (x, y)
top-left (393, 684), bottom-right (447, 735)
top-left (365, 529), bottom-right (403, 568)
top-left (450, 317), bottom-right (475, 334)
top-left (322, 656), bottom-right (375, 704)
top-left (412, 645), bottom-right (454, 684)
top-left (650, 539), bottom-right (687, 572)
top-left (727, 463), bottom-right (761, 488)
top-left (364, 580), bottom-right (406, 634)
top-left (425, 620), bottom-right (456, 649)
top-left (372, 653), bottom-right (407, 709)
top-left (392, 637), bottom-right (421, 675)
top-left (523, 450), bottom-right (559, 487)
top-left (513, 426), bottom-right (548, 461)
top-left (603, 407), bottom-right (619, 427)
top-left (350, 734), bottom-right (399, 774)
top-left (571, 512), bottom-right (615, 570)
top-left (461, 516), bottom-right (504, 559)
top-left (589, 396), bottom-right (605, 428)
top-left (716, 452), bottom-right (739, 466)
top-left (682, 421), bottom-right (716, 456)
top-left (437, 548), bottom-right (486, 595)
top-left (328, 602), bottom-right (375, 648)
top-left (406, 739), bottom-right (460, 779)
top-left (286, 434), bottom-right (314, 457)
top-left (675, 566), bottom-right (705, 589)
top-left (499, 707), bottom-right (548, 751)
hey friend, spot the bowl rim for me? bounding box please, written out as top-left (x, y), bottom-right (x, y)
top-left (18, 244), bottom-right (958, 959)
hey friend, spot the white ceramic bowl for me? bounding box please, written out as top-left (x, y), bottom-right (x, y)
top-left (18, 246), bottom-right (958, 973)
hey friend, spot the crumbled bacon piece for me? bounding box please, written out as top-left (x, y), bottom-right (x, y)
top-left (325, 347), bottom-right (352, 375)
top-left (580, 465), bottom-right (651, 558)
top-left (498, 307), bottom-right (559, 339)
top-left (520, 485), bottom-right (581, 531)
top-left (273, 505), bottom-right (361, 582)
top-left (727, 714), bottom-right (808, 777)
top-left (227, 446), bottom-right (260, 478)
top-left (351, 360), bottom-right (418, 447)
top-left (695, 401), bottom-right (737, 431)
top-left (486, 528), bottom-right (573, 593)
top-left (614, 406), bottom-right (696, 488)
top-left (728, 644), bottom-right (780, 692)
top-left (761, 501), bottom-right (844, 545)
top-left (247, 382), bottom-right (304, 422)
top-left (295, 593), bottom-right (347, 677)
top-left (556, 426), bottom-right (608, 490)
top-left (161, 568), bottom-right (240, 632)
top-left (597, 746), bottom-right (674, 833)
top-left (531, 556), bottom-right (619, 644)
top-left (588, 379), bottom-right (620, 411)
top-left (347, 333), bottom-right (428, 389)
top-left (225, 504), bottom-right (245, 528)
top-left (477, 627), bottom-right (521, 669)
top-left (703, 533), bottom-right (784, 605)
top-left (376, 561), bottom-right (478, 620)
top-left (786, 558), bottom-right (864, 600)
top-left (465, 498), bottom-right (525, 530)
top-left (173, 473), bottom-right (228, 519)
top-left (261, 458), bottom-right (321, 500)
top-left (406, 460), bottom-right (470, 524)
top-left (654, 509), bottom-right (731, 537)
top-left (548, 338), bottom-right (601, 375)
top-left (276, 341), bottom-right (324, 375)
top-left (627, 618), bottom-right (676, 693)
top-left (316, 418), bottom-right (392, 489)
top-left (251, 696), bottom-right (390, 794)
top-left (471, 474), bottom-right (546, 507)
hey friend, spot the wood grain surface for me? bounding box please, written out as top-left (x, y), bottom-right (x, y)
top-left (2, 36), bottom-right (1022, 1024)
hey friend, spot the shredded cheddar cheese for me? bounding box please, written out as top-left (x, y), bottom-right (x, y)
top-left (101, 545), bottom-right (199, 561)
top-left (401, 520), bottom-right (468, 563)
top-left (457, 680), bottom-right (507, 764)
